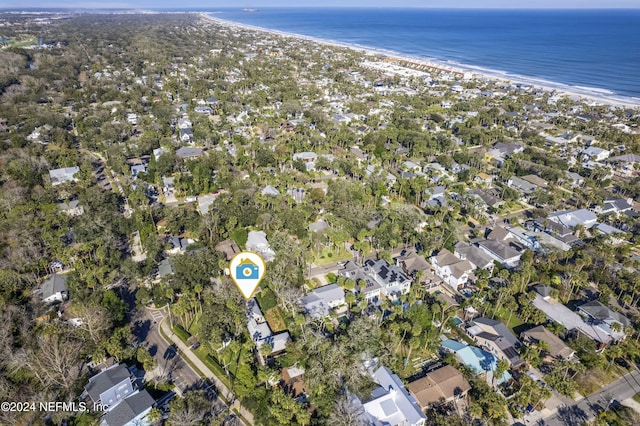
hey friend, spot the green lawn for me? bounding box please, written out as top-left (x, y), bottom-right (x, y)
top-left (4, 36), bottom-right (37, 48)
top-left (187, 314), bottom-right (201, 336)
top-left (312, 246), bottom-right (352, 266)
top-left (493, 306), bottom-right (524, 332)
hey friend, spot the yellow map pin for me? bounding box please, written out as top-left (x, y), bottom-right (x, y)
top-left (229, 252), bottom-right (266, 300)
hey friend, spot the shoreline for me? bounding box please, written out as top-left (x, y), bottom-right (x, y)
top-left (200, 12), bottom-right (640, 108)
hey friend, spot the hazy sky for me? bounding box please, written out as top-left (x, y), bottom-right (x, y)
top-left (10, 0), bottom-right (640, 9)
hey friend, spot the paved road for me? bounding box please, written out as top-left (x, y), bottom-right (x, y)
top-left (132, 307), bottom-right (201, 394)
top-left (134, 307), bottom-right (252, 425)
top-left (540, 369), bottom-right (640, 426)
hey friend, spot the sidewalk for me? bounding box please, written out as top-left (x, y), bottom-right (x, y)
top-left (158, 317), bottom-right (255, 425)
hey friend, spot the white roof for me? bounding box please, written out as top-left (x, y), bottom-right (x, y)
top-left (364, 366), bottom-right (426, 426)
top-left (548, 209), bottom-right (597, 228)
top-left (261, 185), bottom-right (280, 196)
top-left (197, 194), bottom-right (217, 215)
top-left (246, 231), bottom-right (275, 261)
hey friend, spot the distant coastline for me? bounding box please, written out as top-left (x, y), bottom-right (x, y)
top-left (200, 10), bottom-right (640, 108)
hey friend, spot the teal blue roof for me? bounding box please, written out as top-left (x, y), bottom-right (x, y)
top-left (441, 339), bottom-right (466, 352)
top-left (441, 339), bottom-right (511, 383)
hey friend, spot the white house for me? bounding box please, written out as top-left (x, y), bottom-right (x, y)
top-left (362, 366), bottom-right (426, 426)
top-left (246, 298), bottom-right (290, 354)
top-left (49, 166), bottom-right (80, 186)
top-left (430, 249), bottom-right (474, 291)
top-left (581, 146), bottom-right (610, 162)
top-left (246, 231), bottom-right (276, 262)
top-left (548, 209), bottom-right (597, 229)
top-left (292, 152), bottom-right (318, 171)
top-left (300, 284), bottom-right (346, 319)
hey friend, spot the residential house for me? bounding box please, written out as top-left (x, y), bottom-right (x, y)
top-left (287, 188), bottom-right (306, 203)
top-left (49, 166), bottom-right (80, 186)
top-left (577, 300), bottom-right (630, 330)
top-left (362, 366), bottom-right (426, 426)
top-left (531, 288), bottom-right (624, 349)
top-left (606, 153), bottom-right (640, 176)
top-left (157, 258), bottom-right (175, 279)
top-left (165, 236), bottom-right (194, 254)
top-left (565, 171), bottom-right (585, 187)
top-left (338, 261), bottom-right (382, 303)
top-left (397, 249), bottom-right (442, 288)
top-left (131, 164), bottom-right (146, 179)
top-left (596, 198), bottom-right (633, 216)
top-left (292, 152), bottom-right (318, 171)
top-left (177, 116), bottom-right (192, 129)
top-left (261, 185), bottom-right (280, 197)
top-left (421, 186), bottom-right (447, 209)
top-left (366, 165), bottom-right (397, 187)
top-left (508, 224), bottom-right (571, 252)
top-left (246, 231), bottom-right (276, 262)
top-left (194, 106), bottom-right (213, 114)
top-left (548, 209), bottom-right (597, 229)
top-left (196, 194), bottom-right (217, 215)
top-left (475, 172), bottom-right (494, 186)
top-left (475, 228), bottom-right (524, 267)
top-left (507, 176), bottom-right (537, 196)
top-left (485, 142), bottom-right (524, 165)
top-left (521, 174), bottom-right (548, 189)
top-left (454, 243), bottom-right (495, 274)
top-left (41, 273), bottom-right (69, 303)
top-left (179, 128), bottom-right (194, 143)
top-left (440, 339), bottom-right (511, 384)
top-left (581, 146), bottom-right (610, 162)
top-left (58, 200), bottom-right (84, 217)
top-left (406, 365), bottom-right (471, 409)
top-left (99, 389), bottom-right (155, 426)
top-left (430, 249), bottom-right (474, 291)
top-left (161, 176), bottom-right (175, 194)
top-left (215, 239), bottom-right (240, 261)
top-left (153, 147), bottom-right (169, 161)
top-left (468, 188), bottom-right (504, 210)
top-left (125, 113), bottom-right (138, 125)
top-left (281, 366), bottom-right (307, 398)
top-left (85, 364), bottom-right (135, 410)
top-left (521, 325), bottom-right (575, 360)
top-left (300, 284), bottom-right (346, 319)
top-left (466, 317), bottom-right (524, 368)
top-left (350, 146), bottom-right (369, 163)
top-left (527, 218), bottom-right (578, 246)
top-left (246, 298), bottom-right (290, 354)
top-left (364, 258), bottom-right (412, 298)
top-left (175, 146), bottom-right (203, 160)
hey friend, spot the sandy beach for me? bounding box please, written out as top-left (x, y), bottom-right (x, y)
top-left (200, 12), bottom-right (640, 109)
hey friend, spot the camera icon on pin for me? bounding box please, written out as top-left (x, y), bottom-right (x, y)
top-left (236, 259), bottom-right (260, 280)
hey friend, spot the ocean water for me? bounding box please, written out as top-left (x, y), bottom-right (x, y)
top-left (192, 8), bottom-right (640, 101)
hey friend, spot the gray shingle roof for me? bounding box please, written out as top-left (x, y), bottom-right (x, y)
top-left (100, 390), bottom-right (154, 426)
top-left (85, 364), bottom-right (132, 402)
top-left (41, 274), bottom-right (68, 300)
top-left (579, 300), bottom-right (630, 327)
